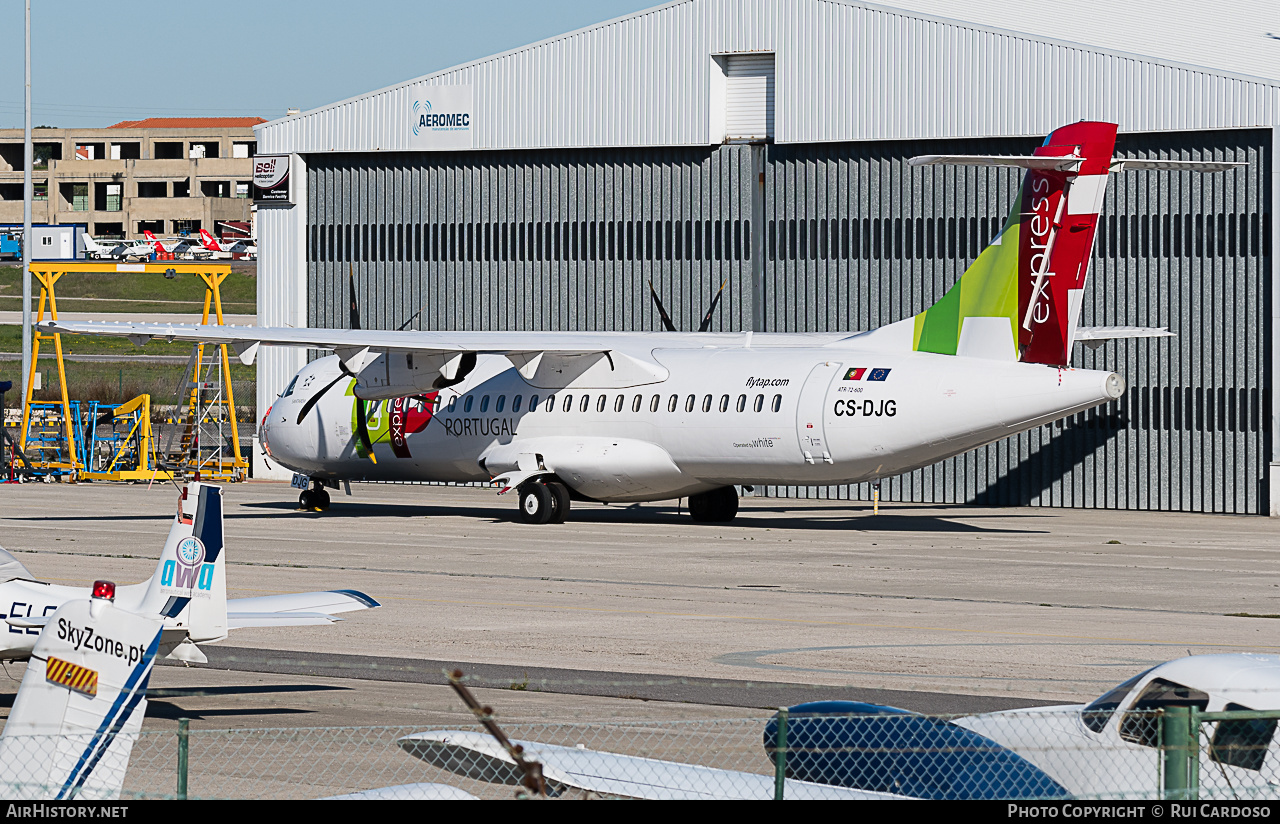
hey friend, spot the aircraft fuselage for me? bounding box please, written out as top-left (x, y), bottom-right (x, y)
top-left (260, 335), bottom-right (1123, 503)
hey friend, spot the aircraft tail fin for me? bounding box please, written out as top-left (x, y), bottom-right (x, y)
top-left (905, 121), bottom-right (1118, 366)
top-left (199, 229), bottom-right (219, 250)
top-left (126, 482), bottom-right (227, 644)
top-left (0, 596), bottom-right (161, 799)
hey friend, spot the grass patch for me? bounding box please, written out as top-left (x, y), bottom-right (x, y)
top-left (0, 324), bottom-right (227, 356)
top-left (0, 264), bottom-right (256, 307)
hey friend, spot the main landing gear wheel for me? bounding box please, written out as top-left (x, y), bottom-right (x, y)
top-left (518, 482), bottom-right (555, 524)
top-left (299, 482), bottom-right (331, 511)
top-left (688, 486), bottom-right (739, 522)
top-left (545, 480), bottom-right (571, 524)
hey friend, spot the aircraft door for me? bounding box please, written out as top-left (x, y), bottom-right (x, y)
top-left (795, 361), bottom-right (842, 464)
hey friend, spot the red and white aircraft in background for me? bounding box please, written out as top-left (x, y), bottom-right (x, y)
top-left (199, 228), bottom-right (257, 260)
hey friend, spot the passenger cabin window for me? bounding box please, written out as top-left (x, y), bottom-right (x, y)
top-left (719, 395), bottom-right (729, 412)
top-left (495, 396), bottom-right (505, 413)
top-left (447, 396), bottom-right (457, 413)
top-left (1119, 679), bottom-right (1209, 748)
top-left (544, 394), bottom-right (555, 412)
top-left (479, 395), bottom-right (490, 413)
top-left (512, 395), bottom-right (522, 413)
top-left (668, 395), bottom-right (678, 413)
top-left (736, 394), bottom-right (747, 412)
top-left (596, 395), bottom-right (606, 413)
top-left (581, 395), bottom-right (591, 413)
top-left (702, 395), bottom-right (712, 413)
top-left (772, 394), bottom-right (783, 412)
top-left (685, 395), bottom-right (695, 413)
top-left (1081, 670), bottom-right (1151, 734)
top-left (632, 395), bottom-right (642, 413)
top-left (562, 395), bottom-right (573, 412)
top-left (754, 394), bottom-right (764, 412)
top-left (464, 396), bottom-right (474, 413)
top-left (650, 395), bottom-right (660, 413)
top-left (1211, 703), bottom-right (1278, 772)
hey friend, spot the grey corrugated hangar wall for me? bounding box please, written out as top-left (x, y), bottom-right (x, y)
top-left (304, 127), bottom-right (1271, 514)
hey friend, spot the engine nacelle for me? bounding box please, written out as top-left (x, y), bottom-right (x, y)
top-left (350, 351), bottom-right (476, 401)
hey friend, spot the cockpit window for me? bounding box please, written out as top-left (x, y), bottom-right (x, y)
top-left (280, 376), bottom-right (299, 398)
top-left (1118, 678), bottom-right (1209, 748)
top-left (1211, 703), bottom-right (1277, 772)
top-left (1081, 668), bottom-right (1154, 733)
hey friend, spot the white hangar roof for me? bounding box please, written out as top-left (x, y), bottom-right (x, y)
top-left (257, 0), bottom-right (1280, 153)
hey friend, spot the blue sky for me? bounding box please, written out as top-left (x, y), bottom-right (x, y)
top-left (0, 0), bottom-right (658, 128)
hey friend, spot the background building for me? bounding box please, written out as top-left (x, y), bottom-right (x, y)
top-left (0, 117), bottom-right (262, 240)
top-left (252, 0), bottom-right (1280, 515)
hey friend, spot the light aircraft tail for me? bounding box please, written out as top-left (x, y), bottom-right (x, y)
top-left (143, 230), bottom-right (158, 242)
top-left (0, 593), bottom-right (162, 799)
top-left (899, 121), bottom-right (1118, 366)
top-left (121, 481), bottom-right (374, 662)
top-left (199, 229), bottom-right (220, 250)
top-left (123, 482), bottom-right (228, 654)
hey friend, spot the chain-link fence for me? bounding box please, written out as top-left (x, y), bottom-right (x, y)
top-left (4, 708), bottom-right (1274, 800)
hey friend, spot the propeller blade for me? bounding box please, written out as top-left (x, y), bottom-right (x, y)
top-left (697, 279), bottom-right (727, 333)
top-left (348, 264), bottom-right (362, 331)
top-left (354, 395), bottom-right (377, 463)
top-left (397, 299), bottom-right (430, 331)
top-left (647, 281), bottom-right (677, 332)
top-left (295, 374), bottom-right (347, 425)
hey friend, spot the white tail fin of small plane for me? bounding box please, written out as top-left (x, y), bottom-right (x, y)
top-left (123, 481), bottom-right (228, 647)
top-left (116, 481), bottom-right (375, 663)
top-left (0, 592), bottom-right (162, 799)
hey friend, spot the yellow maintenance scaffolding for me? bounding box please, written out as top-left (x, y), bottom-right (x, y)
top-left (18, 261), bottom-right (248, 481)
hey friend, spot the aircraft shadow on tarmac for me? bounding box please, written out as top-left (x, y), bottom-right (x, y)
top-left (237, 500), bottom-right (1048, 534)
top-left (144, 684), bottom-right (352, 721)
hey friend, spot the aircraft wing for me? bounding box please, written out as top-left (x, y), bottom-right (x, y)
top-left (42, 320), bottom-right (624, 356)
top-left (227, 589), bottom-right (379, 629)
top-left (398, 730), bottom-right (904, 800)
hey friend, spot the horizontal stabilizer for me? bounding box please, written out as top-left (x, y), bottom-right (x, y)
top-left (909, 154), bottom-right (1085, 172)
top-left (227, 612), bottom-right (342, 629)
top-left (1110, 159), bottom-right (1247, 173)
top-left (1074, 326), bottom-right (1174, 350)
top-left (227, 589), bottom-right (380, 616)
top-left (912, 156), bottom-right (1246, 175)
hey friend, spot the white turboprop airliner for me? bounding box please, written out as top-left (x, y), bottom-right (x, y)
top-left (0, 481), bottom-right (378, 664)
top-left (46, 122), bottom-right (1240, 524)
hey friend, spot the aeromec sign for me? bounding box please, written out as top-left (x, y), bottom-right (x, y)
top-left (406, 83), bottom-right (475, 150)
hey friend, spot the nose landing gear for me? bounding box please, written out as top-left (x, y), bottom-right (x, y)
top-left (298, 479), bottom-right (331, 511)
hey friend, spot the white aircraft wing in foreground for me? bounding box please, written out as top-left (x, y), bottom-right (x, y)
top-left (397, 730), bottom-right (903, 800)
top-left (0, 589), bottom-right (161, 799)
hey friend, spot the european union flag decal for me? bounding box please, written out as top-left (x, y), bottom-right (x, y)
top-left (868, 368), bottom-right (892, 381)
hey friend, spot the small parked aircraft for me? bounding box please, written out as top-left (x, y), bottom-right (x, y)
top-left (0, 480), bottom-right (378, 664)
top-left (81, 234), bottom-right (151, 262)
top-left (769, 653), bottom-right (1280, 799)
top-left (199, 228), bottom-right (257, 260)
